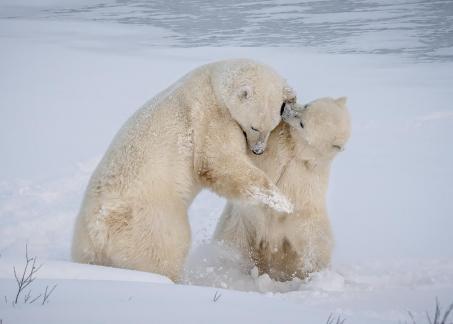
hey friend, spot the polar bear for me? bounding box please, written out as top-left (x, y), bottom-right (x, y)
top-left (71, 59), bottom-right (296, 281)
top-left (214, 97), bottom-right (351, 281)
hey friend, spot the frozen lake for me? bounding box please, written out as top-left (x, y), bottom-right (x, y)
top-left (2, 0), bottom-right (453, 61)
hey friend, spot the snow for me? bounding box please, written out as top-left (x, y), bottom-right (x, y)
top-left (1, 1), bottom-right (453, 323)
top-left (0, 258), bottom-right (171, 284)
top-left (1, 278), bottom-right (338, 324)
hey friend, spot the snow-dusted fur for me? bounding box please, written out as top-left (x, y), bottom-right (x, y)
top-left (71, 59), bottom-right (296, 281)
top-left (214, 97), bottom-right (351, 281)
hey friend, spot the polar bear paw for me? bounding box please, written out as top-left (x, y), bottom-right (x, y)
top-left (247, 186), bottom-right (294, 214)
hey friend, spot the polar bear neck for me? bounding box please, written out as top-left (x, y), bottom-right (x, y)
top-left (248, 122), bottom-right (331, 213)
top-left (277, 156), bottom-right (330, 213)
top-left (267, 124), bottom-right (331, 213)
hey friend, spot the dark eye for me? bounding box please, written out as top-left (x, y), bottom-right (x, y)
top-left (333, 145), bottom-right (342, 150)
top-left (280, 102), bottom-right (286, 116)
top-left (300, 121), bottom-right (304, 128)
top-left (304, 104), bottom-right (309, 109)
top-left (251, 126), bottom-right (259, 132)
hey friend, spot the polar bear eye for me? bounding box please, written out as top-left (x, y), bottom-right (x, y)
top-left (251, 126), bottom-right (259, 132)
top-left (299, 121), bottom-right (304, 128)
top-left (333, 145), bottom-right (342, 151)
top-left (238, 86), bottom-right (252, 100)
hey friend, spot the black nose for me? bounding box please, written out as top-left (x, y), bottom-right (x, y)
top-left (252, 146), bottom-right (264, 155)
top-left (252, 149), bottom-right (264, 155)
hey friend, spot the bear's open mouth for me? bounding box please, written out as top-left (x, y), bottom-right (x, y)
top-left (280, 102), bottom-right (286, 116)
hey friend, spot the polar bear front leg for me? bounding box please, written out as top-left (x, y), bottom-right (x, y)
top-left (197, 153), bottom-right (293, 214)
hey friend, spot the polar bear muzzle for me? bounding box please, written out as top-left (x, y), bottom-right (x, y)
top-left (242, 128), bottom-right (268, 155)
top-left (245, 127), bottom-right (269, 155)
top-left (281, 102), bottom-right (299, 123)
top-left (251, 141), bottom-right (265, 155)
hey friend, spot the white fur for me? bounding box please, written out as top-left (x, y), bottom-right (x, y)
top-left (71, 59), bottom-right (296, 281)
top-left (214, 97), bottom-right (351, 281)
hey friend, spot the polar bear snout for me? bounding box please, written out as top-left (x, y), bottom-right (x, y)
top-left (251, 143), bottom-right (265, 155)
top-left (248, 132), bottom-right (269, 155)
top-left (281, 102), bottom-right (299, 122)
top-left (242, 127), bottom-right (269, 155)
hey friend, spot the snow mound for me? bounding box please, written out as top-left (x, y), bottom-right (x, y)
top-left (0, 257), bottom-right (172, 284)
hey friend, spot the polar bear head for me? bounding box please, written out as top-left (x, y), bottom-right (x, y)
top-left (282, 97), bottom-right (351, 161)
top-left (212, 59), bottom-right (296, 155)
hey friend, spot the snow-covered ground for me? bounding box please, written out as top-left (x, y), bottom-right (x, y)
top-left (1, 1), bottom-right (453, 323)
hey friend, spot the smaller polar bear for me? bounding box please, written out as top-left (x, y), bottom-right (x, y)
top-left (214, 97), bottom-right (351, 281)
top-left (72, 59), bottom-right (296, 282)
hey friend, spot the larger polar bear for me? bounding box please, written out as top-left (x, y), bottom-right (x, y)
top-left (72, 59), bottom-right (296, 281)
top-left (214, 97), bottom-right (351, 281)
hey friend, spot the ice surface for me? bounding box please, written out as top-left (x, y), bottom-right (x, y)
top-left (3, 0), bottom-right (451, 61)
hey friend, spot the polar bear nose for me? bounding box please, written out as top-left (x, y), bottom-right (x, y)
top-left (251, 142), bottom-right (265, 155)
top-left (252, 147), bottom-right (264, 155)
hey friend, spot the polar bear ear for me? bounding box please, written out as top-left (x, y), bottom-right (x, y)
top-left (238, 85), bottom-right (252, 100)
top-left (335, 97), bottom-right (348, 108)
